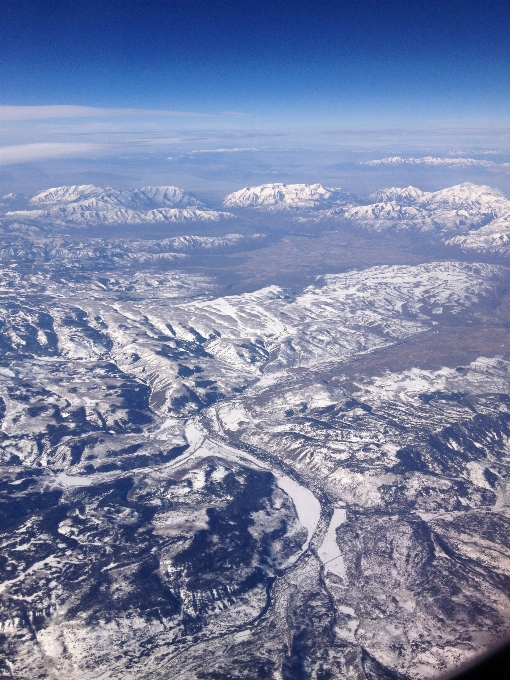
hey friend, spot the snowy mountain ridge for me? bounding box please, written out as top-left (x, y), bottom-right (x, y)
top-left (3, 180), bottom-right (510, 256)
top-left (2, 184), bottom-right (232, 228)
top-left (0, 233), bottom-right (265, 266)
top-left (29, 184), bottom-right (206, 209)
top-left (367, 186), bottom-right (424, 204)
top-left (361, 156), bottom-right (510, 169)
top-left (6, 206), bottom-right (233, 227)
top-left (418, 182), bottom-right (508, 212)
top-left (345, 182), bottom-right (510, 237)
top-left (223, 182), bottom-right (355, 210)
top-left (364, 182), bottom-right (508, 213)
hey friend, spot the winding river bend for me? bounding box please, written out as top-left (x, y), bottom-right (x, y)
top-left (180, 419), bottom-right (324, 560)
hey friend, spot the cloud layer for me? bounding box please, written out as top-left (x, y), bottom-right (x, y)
top-left (0, 143), bottom-right (105, 165)
top-left (0, 106), bottom-right (234, 121)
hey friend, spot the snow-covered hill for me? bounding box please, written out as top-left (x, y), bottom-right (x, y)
top-left (0, 233), bottom-right (266, 266)
top-left (223, 182), bottom-right (354, 210)
top-left (447, 213), bottom-right (510, 253)
top-left (6, 206), bottom-right (233, 227)
top-left (1, 257), bottom-right (510, 679)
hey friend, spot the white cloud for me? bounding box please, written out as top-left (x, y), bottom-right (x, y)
top-left (189, 147), bottom-right (258, 154)
top-left (0, 142), bottom-right (106, 165)
top-left (0, 106), bottom-right (247, 121)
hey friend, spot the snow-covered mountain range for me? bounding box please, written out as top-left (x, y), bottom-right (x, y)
top-left (344, 182), bottom-right (510, 253)
top-left (220, 180), bottom-right (510, 255)
top-left (3, 181), bottom-right (510, 257)
top-left (361, 156), bottom-right (510, 169)
top-left (346, 182), bottom-right (509, 227)
top-left (1, 184), bottom-right (233, 228)
top-left (28, 184), bottom-right (206, 209)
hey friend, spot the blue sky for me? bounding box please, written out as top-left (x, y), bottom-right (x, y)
top-left (1, 0), bottom-right (509, 168)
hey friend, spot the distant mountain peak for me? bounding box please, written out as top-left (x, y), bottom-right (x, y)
top-left (223, 182), bottom-right (354, 210)
top-left (121, 185), bottom-right (205, 209)
top-left (418, 182), bottom-right (509, 212)
top-left (368, 186), bottom-right (424, 204)
top-left (29, 184), bottom-right (106, 204)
